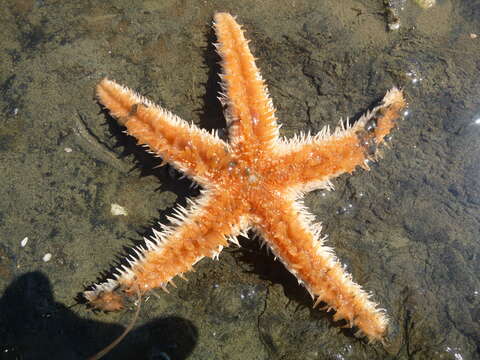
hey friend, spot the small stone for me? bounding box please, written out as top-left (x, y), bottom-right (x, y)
top-left (414, 0), bottom-right (435, 9)
top-left (20, 237), bottom-right (28, 247)
top-left (43, 253), bottom-right (52, 262)
top-left (111, 203), bottom-right (128, 216)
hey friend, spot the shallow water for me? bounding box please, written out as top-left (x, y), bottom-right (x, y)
top-left (0, 0), bottom-right (479, 359)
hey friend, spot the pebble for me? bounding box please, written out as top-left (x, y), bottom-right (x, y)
top-left (20, 237), bottom-right (28, 247)
top-left (111, 203), bottom-right (128, 216)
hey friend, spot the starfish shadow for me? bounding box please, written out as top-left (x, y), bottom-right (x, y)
top-left (196, 25), bottom-right (227, 136)
top-left (0, 272), bottom-right (197, 360)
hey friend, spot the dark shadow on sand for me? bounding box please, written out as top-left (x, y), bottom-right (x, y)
top-left (0, 272), bottom-right (197, 360)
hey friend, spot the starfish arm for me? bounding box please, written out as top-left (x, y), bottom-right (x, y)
top-left (213, 13), bottom-right (279, 153)
top-left (84, 190), bottom-right (250, 310)
top-left (253, 193), bottom-right (388, 341)
top-left (273, 88), bottom-right (406, 192)
top-left (96, 78), bottom-right (231, 185)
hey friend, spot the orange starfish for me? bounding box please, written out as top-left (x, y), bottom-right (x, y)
top-left (85, 12), bottom-right (406, 341)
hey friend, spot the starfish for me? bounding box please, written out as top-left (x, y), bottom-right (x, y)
top-left (85, 12), bottom-right (406, 342)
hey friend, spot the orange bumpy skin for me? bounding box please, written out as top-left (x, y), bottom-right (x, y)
top-left (84, 12), bottom-right (406, 342)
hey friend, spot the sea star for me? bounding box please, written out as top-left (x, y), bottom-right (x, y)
top-left (85, 12), bottom-right (406, 342)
